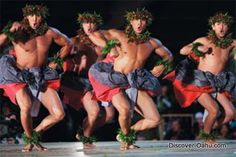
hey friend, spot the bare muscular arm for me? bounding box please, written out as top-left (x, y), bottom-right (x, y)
top-left (103, 29), bottom-right (126, 43)
top-left (152, 38), bottom-right (173, 62)
top-left (0, 34), bottom-right (8, 46)
top-left (103, 29), bottom-right (119, 40)
top-left (232, 40), bottom-right (236, 60)
top-left (48, 27), bottom-right (72, 69)
top-left (0, 21), bottom-right (22, 47)
top-left (89, 31), bottom-right (107, 47)
top-left (70, 36), bottom-right (86, 56)
top-left (50, 27), bottom-right (72, 59)
top-left (68, 37), bottom-right (87, 73)
top-left (180, 37), bottom-right (209, 55)
top-left (150, 38), bottom-right (173, 76)
top-left (233, 40), bottom-right (236, 50)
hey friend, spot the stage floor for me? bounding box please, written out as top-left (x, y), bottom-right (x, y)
top-left (0, 140), bottom-right (235, 157)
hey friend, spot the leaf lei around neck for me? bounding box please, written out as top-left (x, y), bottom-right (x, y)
top-left (21, 19), bottom-right (49, 39)
top-left (208, 29), bottom-right (233, 49)
top-left (32, 21), bottom-right (49, 37)
top-left (125, 25), bottom-right (151, 44)
top-left (2, 20), bottom-right (49, 43)
top-left (77, 29), bottom-right (96, 48)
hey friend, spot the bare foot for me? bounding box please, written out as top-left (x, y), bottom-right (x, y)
top-left (204, 139), bottom-right (217, 145)
top-left (34, 143), bottom-right (48, 151)
top-left (83, 143), bottom-right (96, 149)
top-left (120, 142), bottom-right (129, 151)
top-left (22, 144), bottom-right (34, 153)
top-left (128, 144), bottom-right (140, 149)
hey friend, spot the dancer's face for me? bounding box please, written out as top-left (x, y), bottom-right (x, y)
top-left (212, 22), bottom-right (229, 38)
top-left (27, 14), bottom-right (42, 29)
top-left (82, 23), bottom-right (97, 35)
top-left (130, 19), bottom-right (147, 34)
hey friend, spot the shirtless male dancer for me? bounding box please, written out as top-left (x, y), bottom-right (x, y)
top-left (165, 12), bottom-right (236, 143)
top-left (0, 4), bottom-right (72, 152)
top-left (61, 12), bottom-right (117, 148)
top-left (89, 8), bottom-right (173, 150)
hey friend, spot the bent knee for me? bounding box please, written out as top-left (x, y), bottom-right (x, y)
top-left (118, 107), bottom-right (130, 117)
top-left (225, 110), bottom-right (235, 120)
top-left (148, 116), bottom-right (161, 128)
top-left (88, 109), bottom-right (100, 119)
top-left (53, 111), bottom-right (65, 122)
top-left (20, 105), bottom-right (32, 114)
top-left (152, 117), bottom-right (161, 127)
top-left (208, 106), bottom-right (219, 117)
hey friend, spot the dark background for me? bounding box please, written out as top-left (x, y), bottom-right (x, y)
top-left (1, 0), bottom-right (235, 62)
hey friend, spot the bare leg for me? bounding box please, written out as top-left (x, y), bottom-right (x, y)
top-left (34, 88), bottom-right (65, 151)
top-left (198, 93), bottom-right (219, 134)
top-left (104, 105), bottom-right (115, 123)
top-left (112, 92), bottom-right (131, 150)
top-left (131, 90), bottom-right (160, 131)
top-left (112, 92), bottom-right (131, 134)
top-left (81, 91), bottom-right (100, 149)
top-left (92, 104), bottom-right (115, 130)
top-left (34, 88), bottom-right (65, 132)
top-left (15, 88), bottom-right (34, 152)
top-left (16, 88), bottom-right (33, 138)
top-left (197, 93), bottom-right (219, 144)
top-left (215, 93), bottom-right (235, 126)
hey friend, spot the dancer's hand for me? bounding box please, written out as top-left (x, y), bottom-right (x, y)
top-left (48, 61), bottom-right (58, 69)
top-left (151, 64), bottom-right (165, 77)
top-left (10, 22), bottom-right (22, 32)
top-left (198, 45), bottom-right (210, 53)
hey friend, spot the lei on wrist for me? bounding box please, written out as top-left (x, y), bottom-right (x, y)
top-left (191, 42), bottom-right (205, 57)
top-left (2, 21), bottom-right (15, 41)
top-left (50, 54), bottom-right (64, 69)
top-left (155, 59), bottom-right (173, 76)
top-left (117, 129), bottom-right (137, 144)
top-left (102, 39), bottom-right (119, 58)
top-left (22, 131), bottom-right (41, 145)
